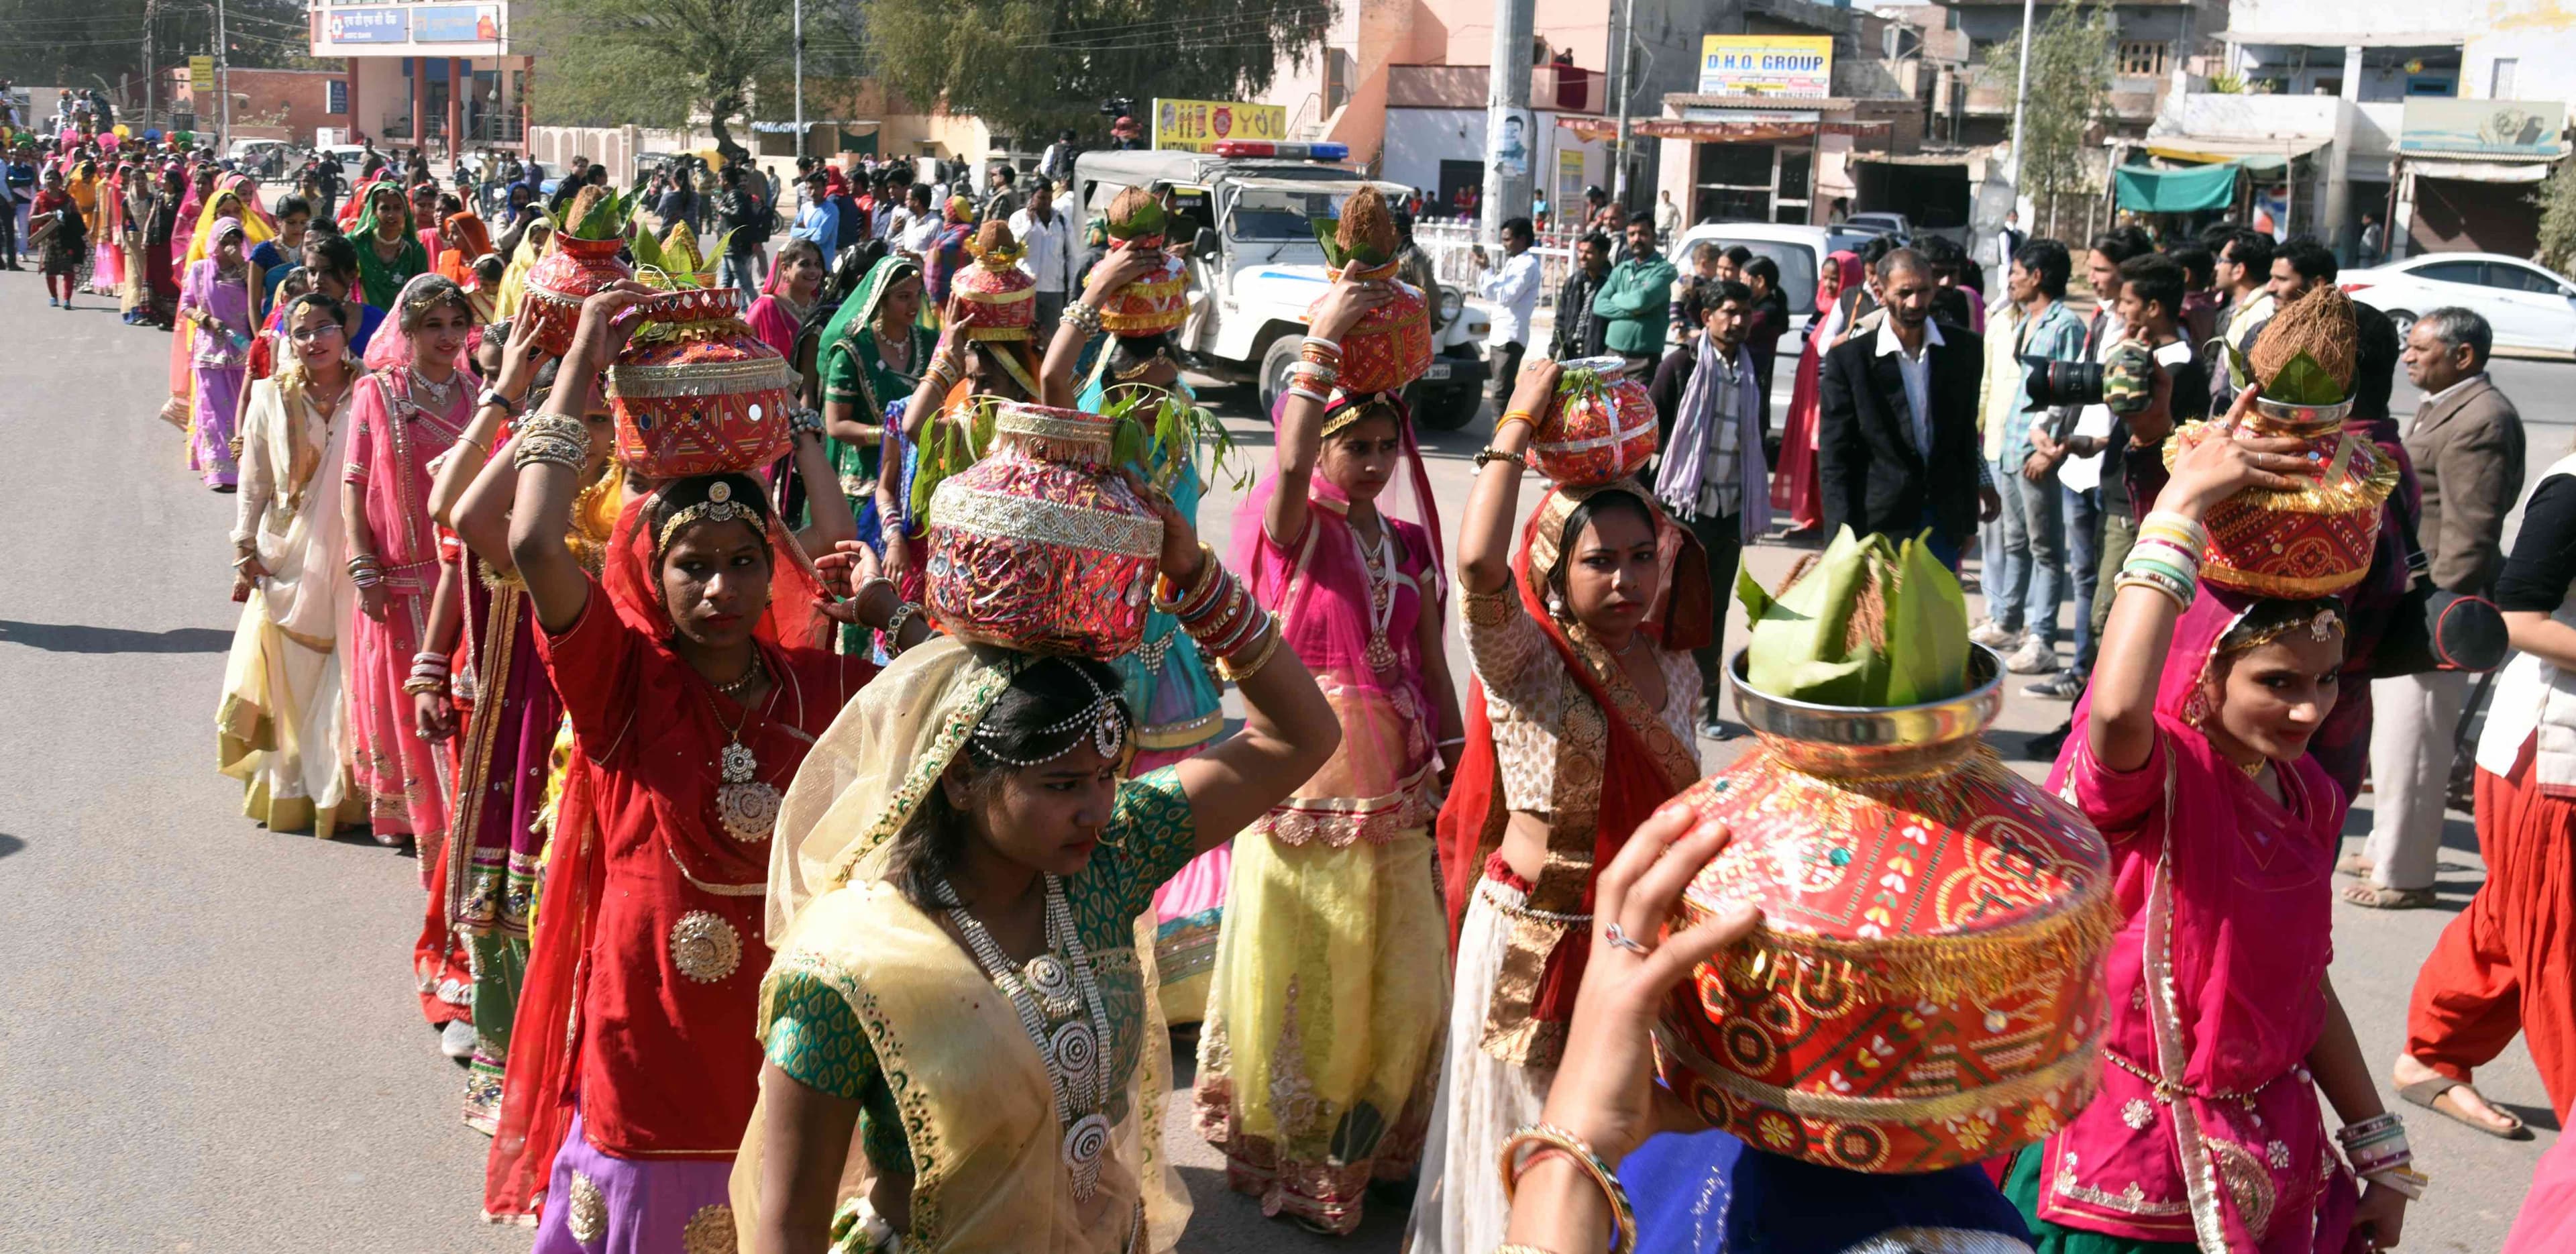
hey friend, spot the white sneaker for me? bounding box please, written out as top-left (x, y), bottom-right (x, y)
top-left (2005, 639), bottom-right (2059, 674)
top-left (1969, 619), bottom-right (2023, 649)
top-left (439, 1018), bottom-right (478, 1061)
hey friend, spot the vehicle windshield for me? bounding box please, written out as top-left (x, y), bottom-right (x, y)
top-left (1687, 235), bottom-right (1823, 317)
top-left (1226, 185), bottom-right (1368, 243)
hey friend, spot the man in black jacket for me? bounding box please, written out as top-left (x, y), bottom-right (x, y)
top-left (1548, 231), bottom-right (1613, 360)
top-left (1817, 248), bottom-right (1998, 568)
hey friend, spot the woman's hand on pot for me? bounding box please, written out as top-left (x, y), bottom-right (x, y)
top-left (1307, 276), bottom-right (1397, 344)
top-left (1087, 244), bottom-right (1165, 297)
top-left (1537, 800), bottom-right (1761, 1166)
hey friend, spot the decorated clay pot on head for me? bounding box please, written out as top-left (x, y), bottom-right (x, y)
top-left (925, 403), bottom-right (1162, 658)
top-left (605, 301), bottom-right (795, 478)
top-left (2164, 402), bottom-right (2397, 598)
top-left (955, 219), bottom-right (1037, 344)
top-left (1095, 249), bottom-right (1189, 336)
top-left (521, 233), bottom-right (633, 358)
top-left (1308, 261), bottom-right (1431, 394)
top-left (1655, 645), bottom-right (2114, 1174)
top-left (1532, 356), bottom-right (1658, 487)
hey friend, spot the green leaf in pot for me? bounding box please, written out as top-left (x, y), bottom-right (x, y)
top-left (1880, 531), bottom-right (1970, 705)
top-left (2266, 350), bottom-right (2343, 407)
top-left (1742, 525), bottom-right (1875, 705)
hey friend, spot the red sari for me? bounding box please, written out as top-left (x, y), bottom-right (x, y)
top-left (484, 496), bottom-right (873, 1221)
top-left (1770, 250), bottom-right (1861, 532)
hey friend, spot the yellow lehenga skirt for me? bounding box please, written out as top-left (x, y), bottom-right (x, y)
top-left (1192, 824), bottom-right (1449, 1235)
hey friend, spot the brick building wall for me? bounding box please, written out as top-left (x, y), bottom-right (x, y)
top-left (168, 66), bottom-right (350, 144)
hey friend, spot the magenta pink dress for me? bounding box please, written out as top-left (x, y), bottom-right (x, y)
top-left (2038, 593), bottom-right (2361, 1252)
top-left (343, 368), bottom-right (467, 872)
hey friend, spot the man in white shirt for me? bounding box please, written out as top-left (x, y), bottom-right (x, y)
top-left (1010, 180), bottom-right (1076, 335)
top-left (1655, 190), bottom-right (1682, 242)
top-left (893, 185), bottom-right (940, 257)
top-left (1470, 216), bottom-right (1542, 411)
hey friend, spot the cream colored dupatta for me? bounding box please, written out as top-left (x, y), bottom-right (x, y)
top-left (733, 637), bottom-right (1191, 1251)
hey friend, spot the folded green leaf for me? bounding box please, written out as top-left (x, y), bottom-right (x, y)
top-left (1882, 531), bottom-right (1969, 705)
top-left (2267, 350), bottom-right (2343, 406)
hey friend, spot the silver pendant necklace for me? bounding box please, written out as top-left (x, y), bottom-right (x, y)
top-left (938, 875), bottom-right (1116, 1201)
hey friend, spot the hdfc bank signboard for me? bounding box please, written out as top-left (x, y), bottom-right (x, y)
top-left (310, 3), bottom-right (508, 56)
top-left (1695, 35), bottom-right (1833, 99)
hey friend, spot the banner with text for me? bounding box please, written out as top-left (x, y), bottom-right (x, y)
top-left (1696, 35), bottom-right (1834, 99)
top-left (1152, 99), bottom-right (1288, 152)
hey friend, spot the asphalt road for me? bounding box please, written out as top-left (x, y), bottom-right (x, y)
top-left (0, 268), bottom-right (2561, 1253)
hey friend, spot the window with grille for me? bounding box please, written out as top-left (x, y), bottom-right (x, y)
top-left (1326, 51), bottom-right (1353, 115)
top-left (2118, 41), bottom-right (2168, 76)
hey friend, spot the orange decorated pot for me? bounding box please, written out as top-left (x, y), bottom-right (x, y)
top-left (604, 306), bottom-right (795, 478)
top-left (925, 403), bottom-right (1162, 658)
top-left (1309, 260), bottom-right (1431, 393)
top-left (1656, 647), bottom-right (2114, 1173)
top-left (957, 254), bottom-right (1037, 342)
top-left (2165, 401), bottom-right (2399, 598)
top-left (1095, 250), bottom-right (1190, 336)
top-left (521, 233), bottom-right (633, 358)
top-left (1532, 356), bottom-right (1658, 487)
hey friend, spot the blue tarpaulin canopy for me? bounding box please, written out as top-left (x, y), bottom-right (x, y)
top-left (2114, 160), bottom-right (2241, 213)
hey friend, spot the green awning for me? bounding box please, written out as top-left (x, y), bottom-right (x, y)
top-left (2114, 161), bottom-right (2241, 213)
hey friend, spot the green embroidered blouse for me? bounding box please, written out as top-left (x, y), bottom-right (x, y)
top-left (763, 764), bottom-right (1200, 1174)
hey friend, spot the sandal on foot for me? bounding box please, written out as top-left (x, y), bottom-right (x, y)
top-left (2335, 853), bottom-right (2375, 879)
top-left (2339, 883), bottom-right (2435, 909)
top-left (2396, 1076), bottom-right (2530, 1139)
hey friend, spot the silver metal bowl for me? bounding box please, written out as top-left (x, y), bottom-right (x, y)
top-left (1724, 644), bottom-right (2004, 778)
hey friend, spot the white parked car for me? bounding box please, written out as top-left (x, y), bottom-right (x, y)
top-left (2341, 252), bottom-right (2576, 354)
top-left (1671, 221), bottom-right (1843, 339)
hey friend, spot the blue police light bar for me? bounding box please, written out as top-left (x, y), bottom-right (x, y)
top-left (1210, 141), bottom-right (1352, 161)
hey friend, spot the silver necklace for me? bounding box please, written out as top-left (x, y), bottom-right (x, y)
top-left (938, 874), bottom-right (1116, 1201)
top-left (409, 367), bottom-right (457, 409)
top-left (1352, 521), bottom-right (1399, 674)
top-left (701, 682), bottom-right (782, 843)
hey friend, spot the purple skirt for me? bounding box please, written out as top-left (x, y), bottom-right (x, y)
top-left (190, 362), bottom-right (244, 488)
top-left (531, 1109), bottom-right (737, 1254)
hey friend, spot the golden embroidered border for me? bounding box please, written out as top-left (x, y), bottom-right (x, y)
top-left (1656, 1023), bottom-right (2100, 1126)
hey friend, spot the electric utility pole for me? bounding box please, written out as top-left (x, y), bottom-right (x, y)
top-left (1479, 0), bottom-right (1535, 245)
top-left (794, 0), bottom-right (806, 160)
top-left (2006, 0), bottom-right (2034, 197)
top-left (1609, 0), bottom-right (1639, 205)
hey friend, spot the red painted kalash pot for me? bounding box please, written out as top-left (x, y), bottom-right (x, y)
top-left (955, 240), bottom-right (1038, 344)
top-left (2166, 395), bottom-right (2399, 598)
top-left (1656, 646), bottom-right (2116, 1173)
top-left (1532, 356), bottom-right (1658, 487)
top-left (1309, 258), bottom-right (1432, 393)
top-left (925, 403), bottom-right (1162, 657)
top-left (519, 232), bottom-right (633, 358)
top-left (1095, 246), bottom-right (1190, 337)
top-left (603, 284), bottom-right (796, 478)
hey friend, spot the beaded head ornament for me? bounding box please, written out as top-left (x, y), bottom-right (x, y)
top-left (969, 657), bottom-right (1132, 768)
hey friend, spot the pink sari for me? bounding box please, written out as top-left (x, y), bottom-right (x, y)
top-left (2039, 592), bottom-right (2359, 1252)
top-left (343, 361), bottom-right (467, 870)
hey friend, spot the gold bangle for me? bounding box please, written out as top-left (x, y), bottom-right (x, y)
top-left (1499, 409), bottom-right (1538, 431)
top-left (1499, 1125), bottom-right (1638, 1253)
top-left (1215, 614), bottom-right (1282, 684)
top-left (1150, 541), bottom-right (1222, 614)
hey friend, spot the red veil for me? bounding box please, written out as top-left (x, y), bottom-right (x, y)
top-left (484, 488), bottom-right (829, 1220)
top-left (1436, 478), bottom-right (1712, 1064)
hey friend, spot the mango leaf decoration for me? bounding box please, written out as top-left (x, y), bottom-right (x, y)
top-left (1881, 531), bottom-right (1969, 706)
top-left (2265, 350), bottom-right (2343, 407)
top-left (1739, 526), bottom-right (1973, 707)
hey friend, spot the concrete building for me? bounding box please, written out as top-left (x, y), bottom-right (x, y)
top-left (1254, 0), bottom-right (1913, 215)
top-left (2140, 0), bottom-right (2575, 259)
top-left (304, 1), bottom-right (532, 154)
top-left (162, 67), bottom-right (350, 147)
top-left (1925, 0), bottom-right (2222, 146)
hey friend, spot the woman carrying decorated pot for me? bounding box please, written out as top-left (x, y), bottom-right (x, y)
top-left (2016, 377), bottom-right (2418, 1253)
top-left (873, 222), bottom-right (1046, 614)
top-left (1039, 203), bottom-right (1239, 1022)
top-left (1194, 221), bottom-right (1464, 1233)
top-left (733, 446), bottom-right (1342, 1252)
top-left (1405, 355), bottom-right (1709, 1252)
top-left (478, 286), bottom-right (914, 1239)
